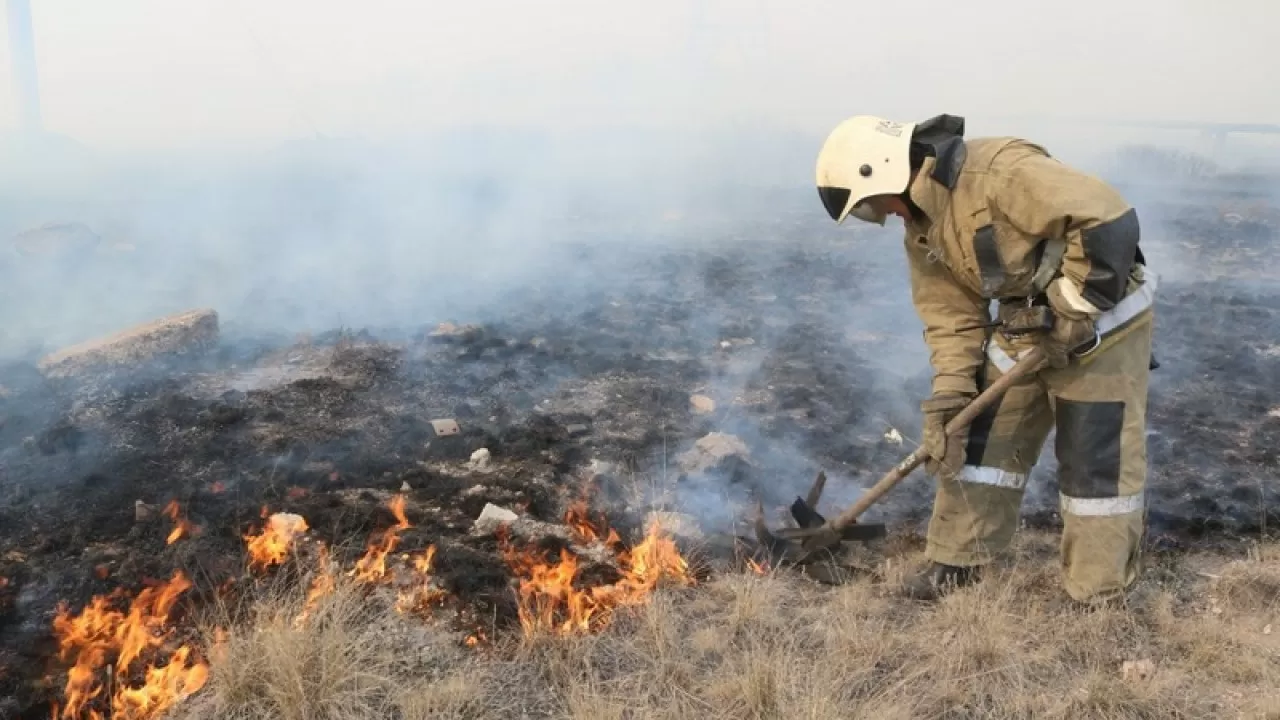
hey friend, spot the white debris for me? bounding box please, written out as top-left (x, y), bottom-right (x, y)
top-left (473, 503), bottom-right (519, 534)
top-left (689, 394), bottom-right (716, 415)
top-left (429, 419), bottom-right (460, 437)
top-left (400, 481), bottom-right (412, 492)
top-left (884, 428), bottom-right (904, 445)
top-left (1264, 624), bottom-right (1273, 636)
top-left (468, 448), bottom-right (492, 470)
top-left (586, 459), bottom-right (616, 480)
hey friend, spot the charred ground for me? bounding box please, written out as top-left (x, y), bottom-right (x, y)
top-left (0, 201), bottom-right (1278, 716)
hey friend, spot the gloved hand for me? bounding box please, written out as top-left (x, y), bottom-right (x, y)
top-left (921, 392), bottom-right (972, 481)
top-left (1044, 282), bottom-right (1099, 367)
top-left (1000, 299), bottom-right (1097, 370)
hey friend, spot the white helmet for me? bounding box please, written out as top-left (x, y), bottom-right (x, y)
top-left (815, 115), bottom-right (917, 226)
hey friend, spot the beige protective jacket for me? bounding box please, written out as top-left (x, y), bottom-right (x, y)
top-left (903, 134), bottom-right (1143, 396)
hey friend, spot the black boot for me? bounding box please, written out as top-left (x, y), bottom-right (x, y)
top-left (902, 562), bottom-right (980, 601)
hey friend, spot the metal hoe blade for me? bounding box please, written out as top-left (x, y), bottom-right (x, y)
top-left (753, 346), bottom-right (1048, 563)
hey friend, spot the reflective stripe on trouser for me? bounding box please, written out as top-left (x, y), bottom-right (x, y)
top-left (925, 294), bottom-right (1154, 603)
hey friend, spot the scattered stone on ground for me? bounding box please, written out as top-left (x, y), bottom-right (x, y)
top-left (468, 448), bottom-right (492, 470)
top-left (677, 432), bottom-right (751, 475)
top-left (472, 503), bottom-right (519, 534)
top-left (690, 394), bottom-right (716, 414)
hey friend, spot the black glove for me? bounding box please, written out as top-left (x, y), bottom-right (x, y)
top-left (921, 392), bottom-right (972, 480)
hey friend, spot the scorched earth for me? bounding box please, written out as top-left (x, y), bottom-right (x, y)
top-left (0, 196), bottom-right (1277, 719)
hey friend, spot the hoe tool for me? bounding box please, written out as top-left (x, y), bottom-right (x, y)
top-left (754, 346), bottom-right (1047, 564)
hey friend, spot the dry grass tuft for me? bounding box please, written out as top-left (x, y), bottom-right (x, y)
top-left (175, 534), bottom-right (1280, 720)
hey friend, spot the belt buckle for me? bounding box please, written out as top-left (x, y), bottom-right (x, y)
top-left (1071, 327), bottom-right (1103, 358)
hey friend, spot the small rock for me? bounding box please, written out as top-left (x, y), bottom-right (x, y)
top-left (264, 513), bottom-right (309, 542)
top-left (462, 484), bottom-right (487, 498)
top-left (583, 460), bottom-right (616, 482)
top-left (134, 500), bottom-right (154, 523)
top-left (677, 432), bottom-right (752, 475)
top-left (1264, 624), bottom-right (1273, 635)
top-left (473, 503), bottom-right (519, 534)
top-left (468, 448), bottom-right (492, 470)
top-left (400, 481), bottom-right (412, 492)
top-left (430, 419), bottom-right (460, 437)
top-left (689, 394), bottom-right (716, 415)
top-left (1121, 658), bottom-right (1155, 683)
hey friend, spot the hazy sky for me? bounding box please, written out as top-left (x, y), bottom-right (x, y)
top-left (2, 0), bottom-right (1275, 151)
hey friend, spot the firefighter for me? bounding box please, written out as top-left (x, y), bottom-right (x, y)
top-left (814, 114), bottom-right (1156, 605)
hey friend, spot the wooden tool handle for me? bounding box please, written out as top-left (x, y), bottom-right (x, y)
top-left (828, 346), bottom-right (1046, 530)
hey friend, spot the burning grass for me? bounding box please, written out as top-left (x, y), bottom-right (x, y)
top-left (499, 498), bottom-right (694, 636)
top-left (151, 533), bottom-right (1280, 720)
top-left (51, 570), bottom-right (209, 720)
top-left (40, 481), bottom-right (1280, 720)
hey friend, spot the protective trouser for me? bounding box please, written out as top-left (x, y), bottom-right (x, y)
top-left (923, 281), bottom-right (1154, 603)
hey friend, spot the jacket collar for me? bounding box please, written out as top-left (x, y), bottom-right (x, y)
top-left (903, 134), bottom-right (968, 235)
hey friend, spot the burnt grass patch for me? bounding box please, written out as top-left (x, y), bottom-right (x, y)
top-left (1, 217), bottom-right (1278, 715)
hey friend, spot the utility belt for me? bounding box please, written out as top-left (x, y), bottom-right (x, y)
top-left (988, 261), bottom-right (1158, 372)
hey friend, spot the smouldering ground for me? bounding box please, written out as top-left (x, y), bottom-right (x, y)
top-left (179, 531), bottom-right (1280, 720)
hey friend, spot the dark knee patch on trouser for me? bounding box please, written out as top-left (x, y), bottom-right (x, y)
top-left (1055, 399), bottom-right (1124, 498)
top-left (963, 391), bottom-right (1004, 466)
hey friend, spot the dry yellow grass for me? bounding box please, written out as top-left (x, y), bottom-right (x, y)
top-left (173, 533), bottom-right (1280, 720)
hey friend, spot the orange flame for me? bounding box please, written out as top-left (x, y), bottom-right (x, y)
top-left (501, 510), bottom-right (693, 636)
top-left (464, 628), bottom-right (487, 648)
top-left (394, 544), bottom-right (447, 616)
top-left (349, 495), bottom-right (411, 584)
top-left (746, 557), bottom-right (768, 575)
top-left (51, 570), bottom-right (208, 720)
top-left (293, 546), bottom-right (337, 628)
top-left (243, 512), bottom-right (309, 572)
top-left (162, 501), bottom-right (197, 546)
top-left (564, 500), bottom-right (622, 548)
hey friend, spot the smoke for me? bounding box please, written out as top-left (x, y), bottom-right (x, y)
top-left (0, 1), bottom-right (1278, 536)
